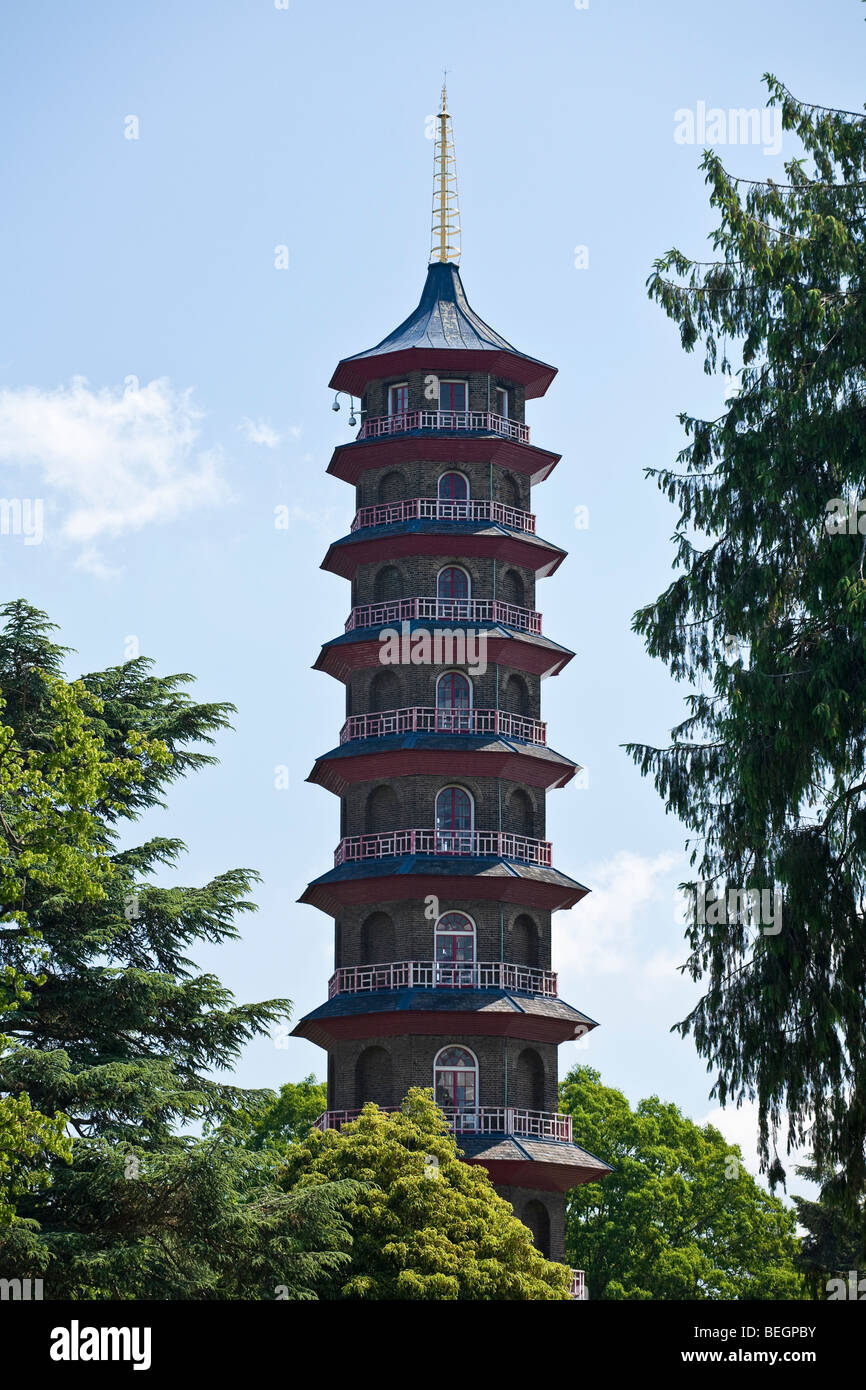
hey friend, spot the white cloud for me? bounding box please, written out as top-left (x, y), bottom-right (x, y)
top-left (555, 849), bottom-right (682, 977)
top-left (241, 418), bottom-right (302, 448)
top-left (241, 417), bottom-right (281, 448)
top-left (699, 1101), bottom-right (815, 1201)
top-left (0, 377), bottom-right (230, 550)
top-left (74, 546), bottom-right (120, 581)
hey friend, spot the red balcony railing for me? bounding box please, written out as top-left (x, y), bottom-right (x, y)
top-left (358, 409), bottom-right (530, 445)
top-left (570, 1270), bottom-right (587, 1300)
top-left (350, 497), bottom-right (536, 534)
top-left (327, 959), bottom-right (558, 999)
top-left (314, 1105), bottom-right (573, 1142)
top-left (339, 706), bottom-right (547, 746)
top-left (345, 597), bottom-right (542, 635)
top-left (334, 828), bottom-right (552, 868)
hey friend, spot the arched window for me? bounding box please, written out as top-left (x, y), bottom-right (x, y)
top-left (378, 470), bottom-right (404, 503)
top-left (511, 913), bottom-right (540, 968)
top-left (500, 568), bottom-right (526, 608)
top-left (369, 668), bottom-right (400, 714)
top-left (434, 1045), bottom-right (478, 1124)
top-left (356, 1046), bottom-right (393, 1107)
top-left (434, 911), bottom-right (476, 985)
top-left (522, 1199), bottom-right (551, 1259)
top-left (435, 785), bottom-right (473, 853)
top-left (436, 671), bottom-right (472, 732)
top-left (516, 1047), bottom-right (546, 1111)
top-left (438, 471), bottom-right (469, 508)
top-left (436, 565), bottom-right (470, 619)
top-left (508, 787), bottom-right (534, 837)
top-left (503, 673), bottom-right (530, 717)
top-left (373, 565), bottom-right (402, 602)
top-left (498, 472), bottom-right (521, 509)
top-left (366, 784), bottom-right (399, 833)
top-left (361, 911), bottom-right (395, 965)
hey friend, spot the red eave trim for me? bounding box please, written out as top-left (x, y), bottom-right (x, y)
top-left (313, 633), bottom-right (573, 684)
top-left (327, 435), bottom-right (561, 487)
top-left (308, 747), bottom-right (575, 795)
top-left (466, 1158), bottom-right (605, 1193)
top-left (329, 348), bottom-right (557, 402)
top-left (321, 530), bottom-right (565, 581)
top-left (298, 871), bottom-right (588, 919)
top-left (292, 1009), bottom-right (588, 1048)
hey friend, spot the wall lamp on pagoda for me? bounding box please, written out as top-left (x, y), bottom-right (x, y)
top-left (331, 391), bottom-right (359, 427)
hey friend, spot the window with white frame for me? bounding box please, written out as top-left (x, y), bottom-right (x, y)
top-left (434, 911), bottom-right (476, 986)
top-left (434, 1045), bottom-right (478, 1122)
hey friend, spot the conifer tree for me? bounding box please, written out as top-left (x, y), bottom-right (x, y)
top-left (628, 77), bottom-right (866, 1196)
top-left (0, 601), bottom-right (352, 1296)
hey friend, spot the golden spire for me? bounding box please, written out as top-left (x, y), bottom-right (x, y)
top-left (430, 78), bottom-right (461, 264)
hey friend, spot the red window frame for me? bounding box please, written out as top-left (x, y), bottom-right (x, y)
top-left (438, 471), bottom-right (469, 502)
top-left (437, 566), bottom-right (469, 601)
top-left (439, 380), bottom-right (467, 412)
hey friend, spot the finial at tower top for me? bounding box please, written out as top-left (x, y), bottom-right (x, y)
top-left (430, 79), bottom-right (461, 265)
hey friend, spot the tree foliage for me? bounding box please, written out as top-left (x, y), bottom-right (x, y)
top-left (561, 1067), bottom-right (803, 1300)
top-left (628, 77), bottom-right (866, 1194)
top-left (228, 1075), bottom-right (328, 1151)
top-left (792, 1160), bottom-right (866, 1298)
top-left (0, 601), bottom-right (355, 1296)
top-left (277, 1089), bottom-right (572, 1300)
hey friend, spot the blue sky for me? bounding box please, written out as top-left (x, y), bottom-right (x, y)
top-left (2, 0), bottom-right (864, 1196)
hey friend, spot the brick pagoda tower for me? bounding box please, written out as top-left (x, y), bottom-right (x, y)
top-left (294, 87), bottom-right (609, 1293)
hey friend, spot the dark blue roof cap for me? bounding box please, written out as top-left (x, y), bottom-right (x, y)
top-left (330, 263), bottom-right (557, 399)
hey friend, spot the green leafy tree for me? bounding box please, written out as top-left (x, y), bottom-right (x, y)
top-left (627, 75), bottom-right (866, 1195)
top-left (277, 1089), bottom-right (572, 1300)
top-left (228, 1075), bottom-right (328, 1150)
top-left (0, 601), bottom-right (349, 1296)
top-left (561, 1067), bottom-right (803, 1299)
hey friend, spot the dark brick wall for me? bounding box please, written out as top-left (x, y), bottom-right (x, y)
top-left (356, 458), bottom-right (531, 513)
top-left (341, 773), bottom-right (545, 840)
top-left (345, 662), bottom-right (540, 722)
top-left (497, 1186), bottom-right (567, 1264)
top-left (334, 900), bottom-right (551, 970)
top-left (327, 1033), bottom-right (559, 1112)
top-left (361, 370), bottom-right (526, 426)
top-left (350, 554), bottom-right (537, 612)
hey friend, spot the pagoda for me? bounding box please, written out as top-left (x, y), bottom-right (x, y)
top-left (294, 86), bottom-right (610, 1296)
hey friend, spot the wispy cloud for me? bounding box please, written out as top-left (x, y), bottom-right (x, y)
top-left (556, 849), bottom-right (682, 977)
top-left (241, 418), bottom-right (302, 448)
top-left (241, 417), bottom-right (281, 448)
top-left (0, 377), bottom-right (230, 555)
